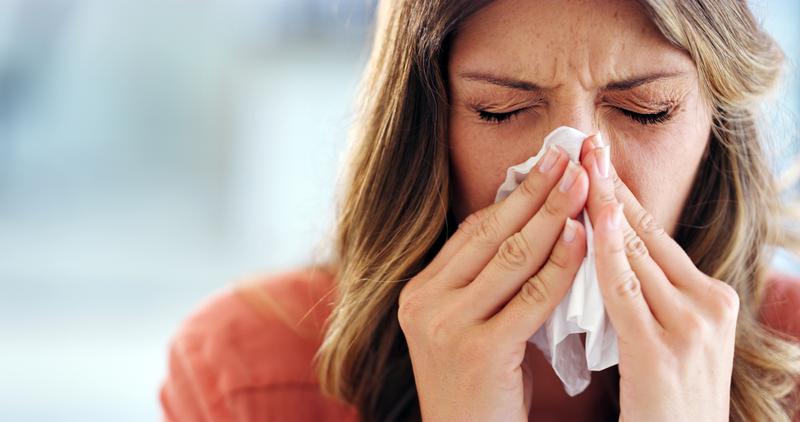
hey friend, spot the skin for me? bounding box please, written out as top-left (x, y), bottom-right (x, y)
top-left (398, 0), bottom-right (740, 420)
top-left (447, 0), bottom-right (711, 233)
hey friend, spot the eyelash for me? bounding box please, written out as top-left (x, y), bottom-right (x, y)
top-left (618, 108), bottom-right (673, 125)
top-left (477, 109), bottom-right (525, 123)
top-left (476, 107), bottom-right (674, 125)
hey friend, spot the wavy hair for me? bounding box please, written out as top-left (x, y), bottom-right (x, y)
top-left (309, 1), bottom-right (800, 420)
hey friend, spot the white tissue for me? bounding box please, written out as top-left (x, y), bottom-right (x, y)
top-left (494, 126), bottom-right (619, 396)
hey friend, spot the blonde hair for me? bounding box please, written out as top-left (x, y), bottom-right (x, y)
top-left (307, 1), bottom-right (800, 420)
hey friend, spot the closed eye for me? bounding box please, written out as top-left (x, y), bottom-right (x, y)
top-left (477, 109), bottom-right (525, 123)
top-left (477, 106), bottom-right (674, 125)
top-left (618, 108), bottom-right (673, 125)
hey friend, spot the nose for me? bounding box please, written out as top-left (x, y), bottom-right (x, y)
top-left (538, 96), bottom-right (610, 167)
top-left (546, 100), bottom-right (599, 137)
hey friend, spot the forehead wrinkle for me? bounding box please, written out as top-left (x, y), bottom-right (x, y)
top-left (450, 0), bottom-right (697, 96)
top-left (563, 1), bottom-right (676, 91)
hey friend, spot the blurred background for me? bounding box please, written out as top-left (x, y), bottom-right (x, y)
top-left (0, 1), bottom-right (797, 420)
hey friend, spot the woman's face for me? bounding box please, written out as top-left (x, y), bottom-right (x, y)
top-left (447, 0), bottom-right (713, 236)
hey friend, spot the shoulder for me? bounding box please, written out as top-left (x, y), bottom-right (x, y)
top-left (760, 269), bottom-right (800, 341)
top-left (159, 266), bottom-right (359, 421)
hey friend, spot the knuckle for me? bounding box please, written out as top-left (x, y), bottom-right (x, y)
top-left (474, 211), bottom-right (503, 243)
top-left (519, 274), bottom-right (551, 305)
top-left (678, 311), bottom-right (708, 340)
top-left (397, 285), bottom-right (412, 309)
top-left (398, 282), bottom-right (436, 335)
top-left (599, 190), bottom-right (617, 204)
top-left (458, 208), bottom-right (488, 235)
top-left (634, 209), bottom-right (665, 236)
top-left (397, 289), bottom-right (425, 331)
top-left (521, 277), bottom-right (550, 305)
top-left (709, 280), bottom-right (740, 321)
top-left (540, 197), bottom-right (563, 220)
top-left (611, 270), bottom-right (642, 300)
top-left (397, 292), bottom-right (422, 332)
top-left (398, 275), bottom-right (425, 305)
top-left (496, 232), bottom-right (531, 271)
top-left (518, 174), bottom-right (543, 199)
top-left (602, 233), bottom-right (627, 255)
top-left (546, 252), bottom-right (569, 272)
top-left (623, 230), bottom-right (649, 261)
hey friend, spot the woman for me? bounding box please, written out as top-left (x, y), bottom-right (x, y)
top-left (160, 0), bottom-right (800, 420)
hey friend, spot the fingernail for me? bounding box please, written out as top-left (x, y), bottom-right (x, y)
top-left (593, 132), bottom-right (606, 148)
top-left (538, 145), bottom-right (560, 174)
top-left (563, 217), bottom-right (577, 243)
top-left (558, 161), bottom-right (580, 192)
top-left (607, 203), bottom-right (624, 230)
top-left (594, 145), bottom-right (610, 179)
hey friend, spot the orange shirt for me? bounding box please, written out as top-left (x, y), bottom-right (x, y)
top-left (160, 267), bottom-right (800, 421)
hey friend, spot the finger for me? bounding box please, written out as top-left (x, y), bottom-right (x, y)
top-left (579, 133), bottom-right (597, 163)
top-left (582, 134), bottom-right (704, 288)
top-left (402, 202), bottom-right (506, 302)
top-left (485, 217), bottom-right (586, 342)
top-left (593, 202), bottom-right (660, 338)
top-left (463, 161), bottom-right (589, 319)
top-left (437, 145), bottom-right (571, 289)
top-left (608, 163), bottom-right (707, 289)
top-left (413, 201), bottom-right (503, 282)
top-left (581, 137), bottom-right (685, 327)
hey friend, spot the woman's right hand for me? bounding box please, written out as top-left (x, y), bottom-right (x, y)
top-left (397, 142), bottom-right (592, 421)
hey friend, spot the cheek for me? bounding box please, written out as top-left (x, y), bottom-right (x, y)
top-left (612, 126), bottom-right (709, 235)
top-left (448, 120), bottom-right (536, 222)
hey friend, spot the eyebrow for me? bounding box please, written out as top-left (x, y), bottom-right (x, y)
top-left (603, 72), bottom-right (685, 90)
top-left (458, 72), bottom-right (543, 92)
top-left (458, 71), bottom-right (686, 92)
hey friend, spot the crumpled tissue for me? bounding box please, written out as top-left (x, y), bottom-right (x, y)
top-left (494, 126), bottom-right (619, 396)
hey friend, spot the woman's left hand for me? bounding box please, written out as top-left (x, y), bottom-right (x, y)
top-left (579, 134), bottom-right (739, 422)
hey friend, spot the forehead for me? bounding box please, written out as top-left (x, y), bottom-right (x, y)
top-left (449, 0), bottom-right (696, 89)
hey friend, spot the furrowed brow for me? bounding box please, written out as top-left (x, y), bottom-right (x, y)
top-left (458, 72), bottom-right (543, 92)
top-left (602, 72), bottom-right (686, 91)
